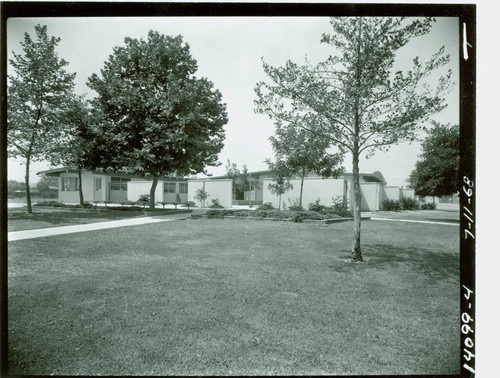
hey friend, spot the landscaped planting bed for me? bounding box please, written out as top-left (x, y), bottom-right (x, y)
top-left (197, 209), bottom-right (357, 223)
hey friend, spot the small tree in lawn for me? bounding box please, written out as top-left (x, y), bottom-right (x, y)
top-left (194, 187), bottom-right (209, 208)
top-left (255, 17), bottom-right (452, 261)
top-left (266, 158), bottom-right (293, 211)
top-left (7, 24), bottom-right (76, 213)
top-left (87, 32), bottom-right (227, 210)
top-left (225, 160), bottom-right (260, 207)
top-left (269, 118), bottom-right (343, 210)
top-left (407, 121), bottom-right (459, 198)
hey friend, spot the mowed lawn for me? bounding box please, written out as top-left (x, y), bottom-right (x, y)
top-left (7, 207), bottom-right (192, 232)
top-left (8, 217), bottom-right (460, 376)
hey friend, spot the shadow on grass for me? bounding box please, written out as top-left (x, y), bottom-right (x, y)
top-left (336, 244), bottom-right (459, 283)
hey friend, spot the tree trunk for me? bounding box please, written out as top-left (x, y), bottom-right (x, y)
top-left (351, 150), bottom-right (363, 261)
top-left (249, 180), bottom-right (252, 208)
top-left (25, 154), bottom-right (32, 214)
top-left (149, 175), bottom-right (158, 210)
top-left (78, 168), bottom-right (84, 206)
top-left (278, 193), bottom-right (282, 212)
top-left (299, 167), bottom-right (305, 210)
top-left (351, 16), bottom-right (363, 262)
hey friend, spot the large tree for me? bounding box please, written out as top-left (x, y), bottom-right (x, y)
top-left (269, 119), bottom-right (343, 210)
top-left (255, 17), bottom-right (452, 261)
top-left (87, 32), bottom-right (227, 209)
top-left (51, 96), bottom-right (97, 205)
top-left (7, 24), bottom-right (76, 213)
top-left (407, 121), bottom-right (459, 197)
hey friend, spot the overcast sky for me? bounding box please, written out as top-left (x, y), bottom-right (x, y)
top-left (7, 16), bottom-right (459, 187)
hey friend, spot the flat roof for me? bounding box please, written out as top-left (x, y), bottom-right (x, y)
top-left (37, 167), bottom-right (185, 180)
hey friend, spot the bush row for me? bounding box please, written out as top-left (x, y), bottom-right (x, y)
top-left (256, 197), bottom-right (353, 218)
top-left (204, 208), bottom-right (350, 223)
top-left (381, 197), bottom-right (436, 212)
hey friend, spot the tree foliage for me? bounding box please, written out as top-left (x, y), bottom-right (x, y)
top-left (265, 158), bottom-right (294, 211)
top-left (51, 96), bottom-right (97, 205)
top-left (7, 24), bottom-right (76, 212)
top-left (407, 121), bottom-right (459, 197)
top-left (87, 32), bottom-right (228, 209)
top-left (255, 17), bottom-right (452, 261)
top-left (269, 120), bottom-right (343, 209)
top-left (7, 180), bottom-right (25, 193)
top-left (225, 159), bottom-right (260, 207)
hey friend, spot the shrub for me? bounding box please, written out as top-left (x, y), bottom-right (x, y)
top-left (308, 198), bottom-right (327, 212)
top-left (420, 202), bottom-right (437, 210)
top-left (136, 194), bottom-right (150, 208)
top-left (208, 198), bottom-right (224, 208)
top-left (399, 196), bottom-right (420, 210)
top-left (257, 202), bottom-right (275, 210)
top-left (34, 200), bottom-right (63, 207)
top-left (287, 198), bottom-right (302, 211)
top-left (381, 199), bottom-right (401, 211)
top-left (331, 195), bottom-right (348, 212)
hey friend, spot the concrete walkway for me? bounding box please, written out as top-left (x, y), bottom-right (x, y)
top-left (370, 217), bottom-right (459, 226)
top-left (8, 216), bottom-right (177, 242)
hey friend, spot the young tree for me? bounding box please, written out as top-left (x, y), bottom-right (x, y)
top-left (225, 160), bottom-right (260, 207)
top-left (407, 122), bottom-right (459, 197)
top-left (265, 158), bottom-right (293, 211)
top-left (255, 17), bottom-right (452, 261)
top-left (87, 32), bottom-right (227, 209)
top-left (194, 187), bottom-right (209, 208)
top-left (270, 119), bottom-right (343, 210)
top-left (7, 24), bottom-right (76, 213)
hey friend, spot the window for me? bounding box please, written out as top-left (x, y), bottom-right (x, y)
top-left (110, 177), bottom-right (130, 191)
top-left (62, 177), bottom-right (77, 192)
top-left (164, 182), bottom-right (176, 193)
top-left (179, 182), bottom-right (187, 194)
top-left (95, 178), bottom-right (102, 191)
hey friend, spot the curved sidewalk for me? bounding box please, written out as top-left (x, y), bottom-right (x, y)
top-left (8, 216), bottom-right (176, 242)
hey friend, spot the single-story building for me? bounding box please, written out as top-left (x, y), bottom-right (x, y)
top-left (38, 167), bottom-right (414, 211)
top-left (201, 170), bottom-right (414, 212)
top-left (37, 167), bottom-right (188, 205)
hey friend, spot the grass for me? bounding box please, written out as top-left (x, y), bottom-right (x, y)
top-left (7, 207), bottom-right (192, 232)
top-left (8, 217), bottom-right (460, 375)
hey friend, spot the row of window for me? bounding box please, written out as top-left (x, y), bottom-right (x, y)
top-left (164, 182), bottom-right (187, 194)
top-left (61, 177), bottom-right (187, 193)
top-left (110, 177), bottom-right (130, 191)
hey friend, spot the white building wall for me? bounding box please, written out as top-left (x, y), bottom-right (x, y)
top-left (262, 177), bottom-right (345, 210)
top-left (401, 188), bottom-right (415, 199)
top-left (58, 171), bottom-right (94, 203)
top-left (127, 181), bottom-right (163, 202)
top-left (360, 182), bottom-right (382, 211)
top-left (382, 186), bottom-right (401, 201)
top-left (188, 179), bottom-right (232, 208)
